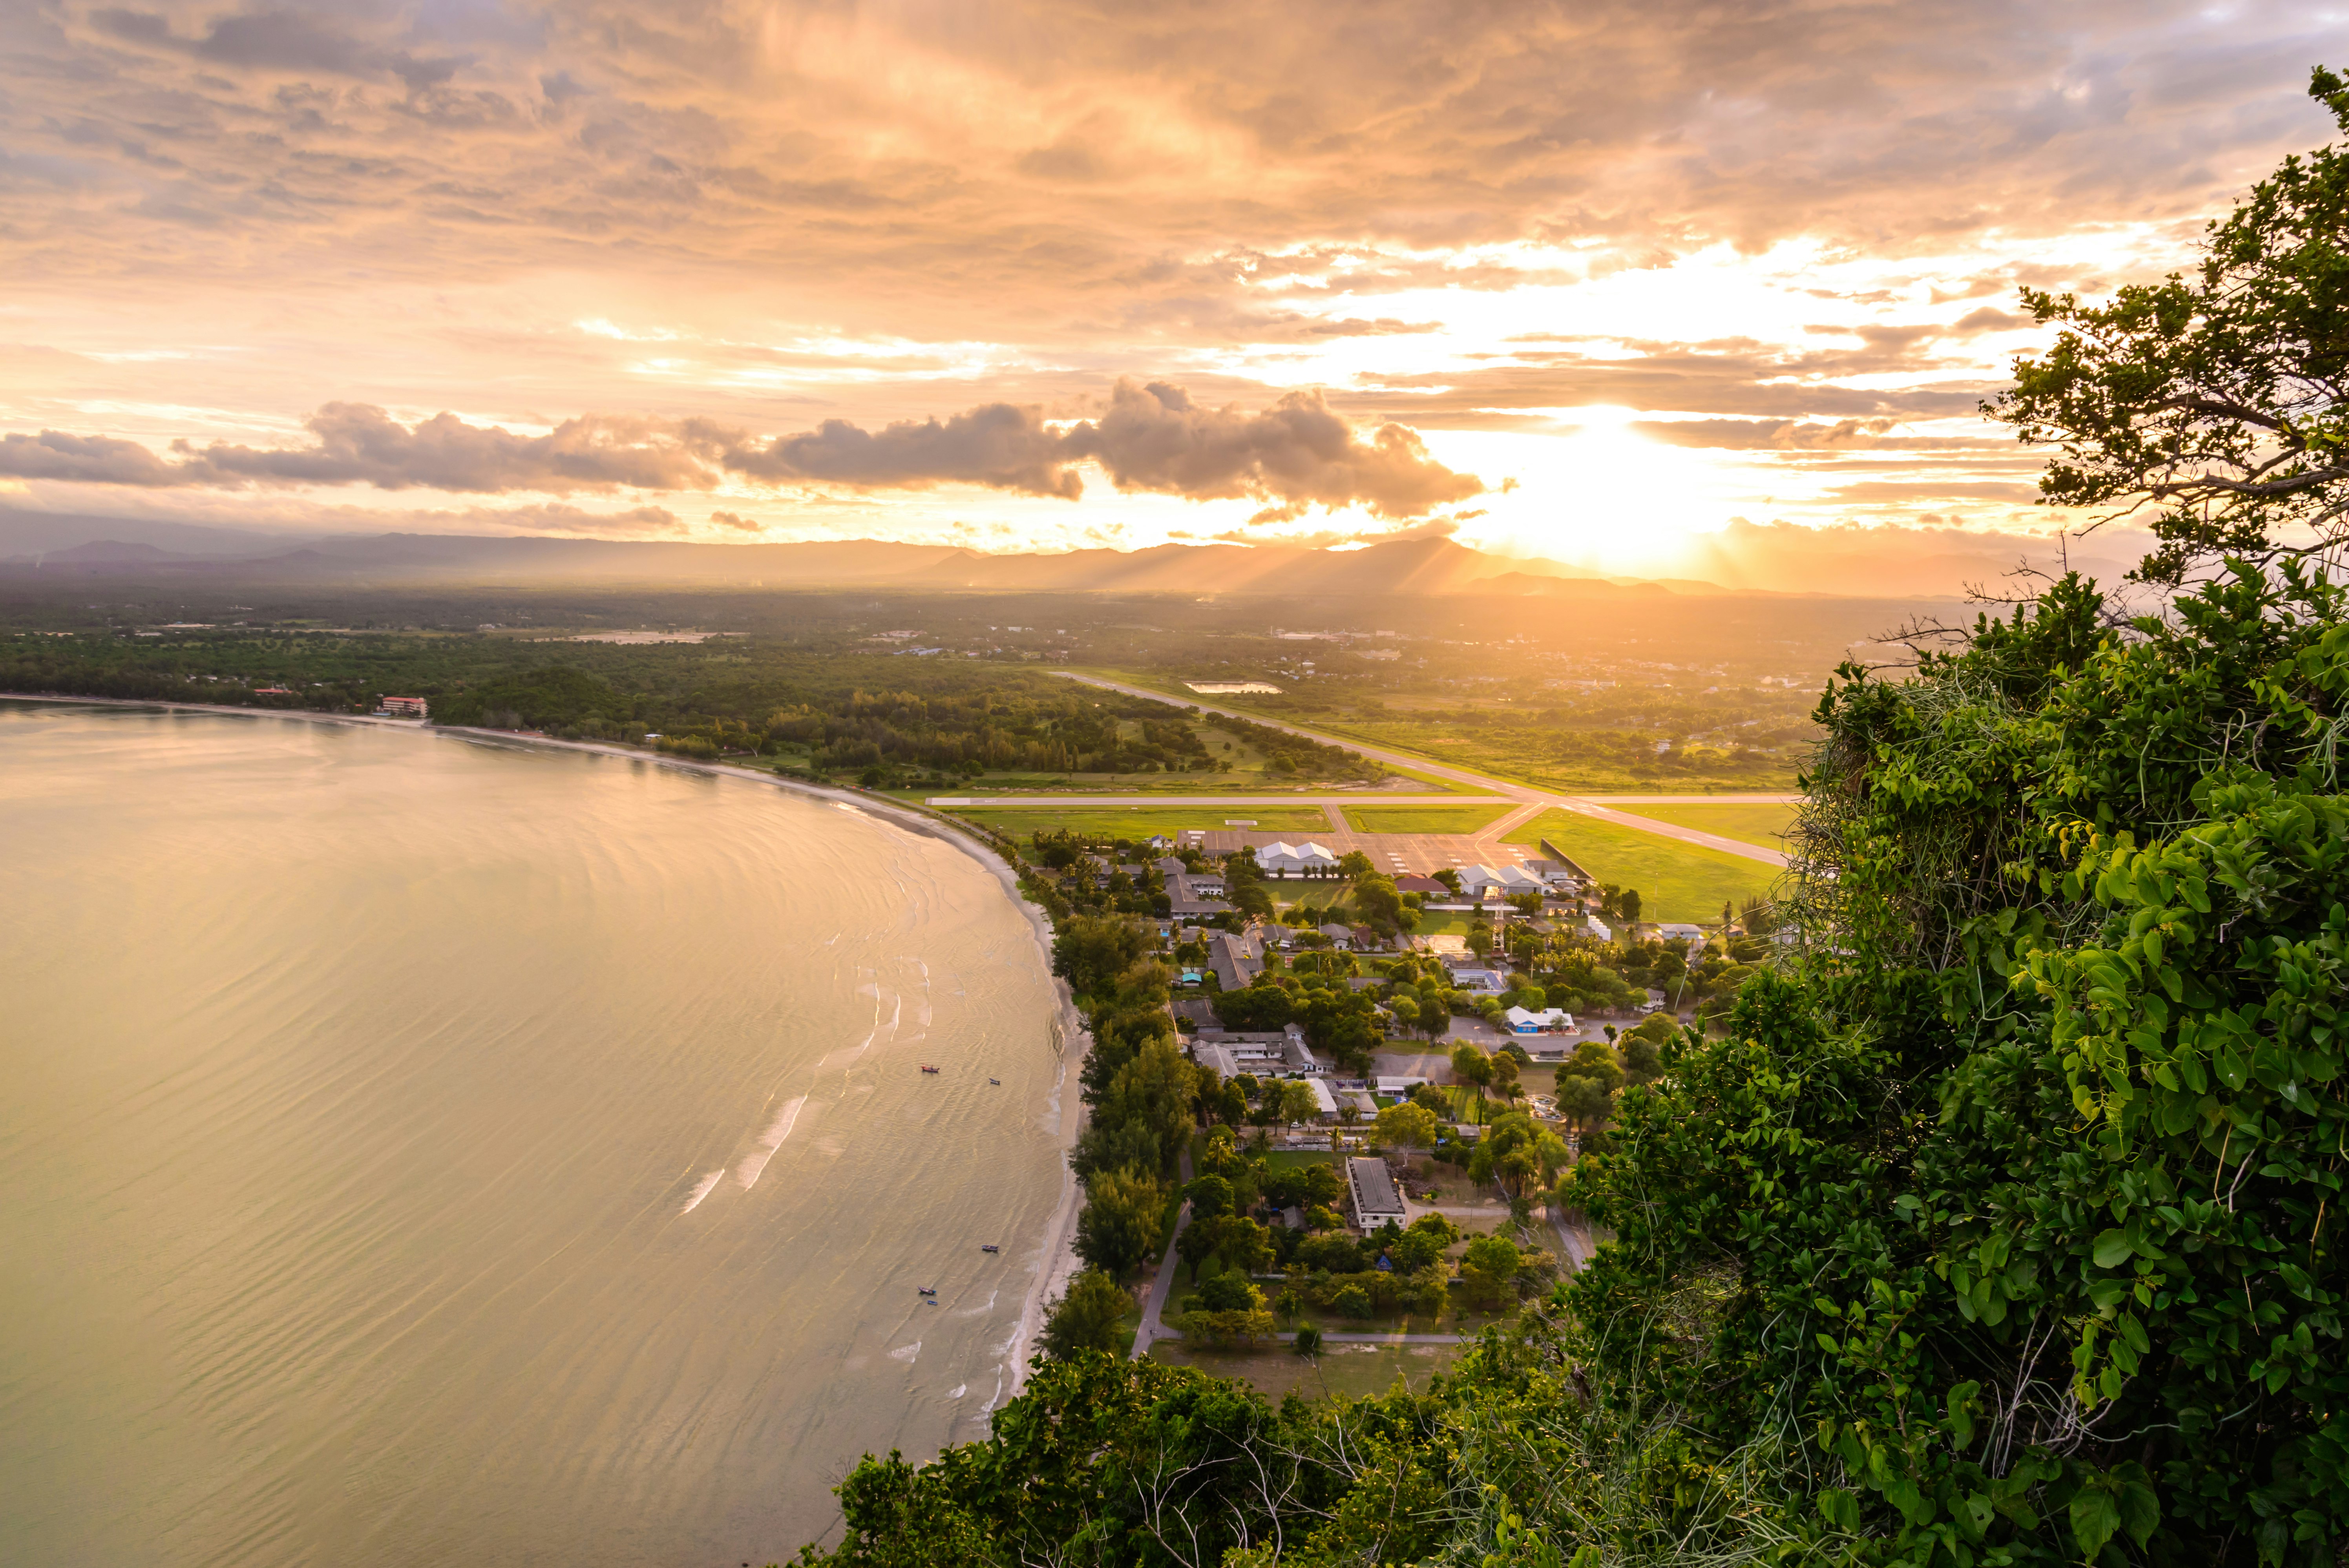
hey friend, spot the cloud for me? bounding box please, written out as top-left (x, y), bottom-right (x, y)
top-left (714, 380), bottom-right (1482, 515)
top-left (0, 382), bottom-right (1480, 516)
top-left (1066, 381), bottom-right (1481, 518)
top-left (726, 402), bottom-right (1083, 498)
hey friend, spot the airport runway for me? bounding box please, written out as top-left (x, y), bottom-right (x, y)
top-left (1048, 673), bottom-right (1792, 869)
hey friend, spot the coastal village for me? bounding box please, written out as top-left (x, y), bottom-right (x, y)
top-left (1014, 803), bottom-right (1790, 1392)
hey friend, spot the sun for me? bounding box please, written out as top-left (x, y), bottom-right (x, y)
top-left (1422, 409), bottom-right (1734, 574)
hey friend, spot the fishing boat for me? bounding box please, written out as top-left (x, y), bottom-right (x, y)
top-left (917, 1287), bottom-right (936, 1296)
top-left (980, 1244), bottom-right (999, 1254)
top-left (988, 1077), bottom-right (1000, 1085)
top-left (919, 1064), bottom-right (940, 1074)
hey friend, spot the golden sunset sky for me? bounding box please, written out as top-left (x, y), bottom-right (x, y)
top-left (1, 2), bottom-right (2340, 582)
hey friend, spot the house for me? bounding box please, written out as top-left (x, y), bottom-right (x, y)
top-left (1255, 840), bottom-right (1340, 877)
top-left (1374, 1075), bottom-right (1432, 1094)
top-left (1583, 914), bottom-right (1615, 942)
top-left (1347, 1156), bottom-right (1409, 1229)
top-left (1145, 835), bottom-right (1174, 851)
top-left (1183, 867), bottom-right (1227, 898)
top-left (1282, 1023), bottom-right (1321, 1073)
top-left (1447, 966), bottom-right (1511, 995)
top-left (1154, 856), bottom-right (1187, 878)
top-left (1393, 874), bottom-right (1448, 897)
top-left (1208, 930), bottom-right (1264, 991)
top-left (1350, 924), bottom-right (1381, 952)
top-left (1304, 1077), bottom-right (1341, 1121)
top-left (1343, 1089), bottom-right (1379, 1118)
top-left (1316, 922), bottom-right (1354, 949)
top-left (1504, 1006), bottom-right (1576, 1035)
top-left (1195, 1043), bottom-right (1240, 1080)
top-left (1173, 997), bottom-right (1219, 1029)
top-left (1656, 922), bottom-right (1706, 945)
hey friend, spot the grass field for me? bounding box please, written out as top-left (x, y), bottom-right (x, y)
top-left (947, 804), bottom-right (1333, 840)
top-left (1507, 809), bottom-right (1780, 922)
top-left (1609, 800), bottom-right (1797, 851)
top-left (1340, 804), bottom-right (1513, 835)
top-left (1148, 1339), bottom-right (1460, 1400)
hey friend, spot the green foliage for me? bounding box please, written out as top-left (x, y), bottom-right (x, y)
top-left (1039, 1270), bottom-right (1133, 1361)
top-left (1071, 1166), bottom-right (1167, 1277)
top-left (1990, 69), bottom-right (2349, 586)
top-left (1371, 1101), bottom-right (1440, 1155)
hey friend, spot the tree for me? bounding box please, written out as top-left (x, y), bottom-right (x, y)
top-left (1370, 1102), bottom-right (1440, 1160)
top-left (1291, 1324), bottom-right (1321, 1358)
top-left (1449, 1043), bottom-right (1493, 1120)
top-left (1989, 69), bottom-right (2349, 587)
top-left (1552, 1073), bottom-right (1613, 1138)
top-left (1275, 1079), bottom-right (1320, 1126)
top-left (1352, 873), bottom-right (1409, 930)
top-left (1051, 914), bottom-right (1151, 997)
top-left (1456, 1234), bottom-right (1522, 1311)
top-left (1072, 1166), bottom-right (1166, 1276)
top-left (1038, 1269), bottom-right (1132, 1360)
top-left (1338, 850), bottom-right (1375, 879)
top-left (1184, 1173), bottom-right (1234, 1219)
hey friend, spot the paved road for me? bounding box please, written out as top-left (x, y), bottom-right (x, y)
top-left (1131, 1149), bottom-right (1196, 1360)
top-left (926, 793), bottom-right (1510, 807)
top-left (1052, 674), bottom-right (1789, 870)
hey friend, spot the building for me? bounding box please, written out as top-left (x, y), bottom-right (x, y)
top-left (1182, 867), bottom-right (1227, 898)
top-left (1503, 1006), bottom-right (1576, 1035)
top-left (1523, 858), bottom-right (1582, 890)
top-left (1195, 1042), bottom-right (1240, 1080)
top-left (1255, 840), bottom-right (1340, 877)
top-left (1656, 922), bottom-right (1706, 945)
top-left (1459, 863), bottom-right (1547, 899)
top-left (1583, 914), bottom-right (1615, 943)
top-left (1168, 872), bottom-right (1233, 919)
top-left (1447, 966), bottom-right (1511, 994)
top-left (1304, 1077), bottom-right (1341, 1121)
top-left (1393, 874), bottom-right (1448, 897)
top-left (1316, 922), bottom-right (1355, 949)
top-left (1208, 929), bottom-right (1264, 991)
top-left (1374, 1075), bottom-right (1432, 1094)
top-left (378, 695), bottom-right (429, 718)
top-left (1185, 680), bottom-right (1282, 694)
top-left (1347, 1156), bottom-right (1409, 1229)
top-left (1153, 856), bottom-right (1187, 878)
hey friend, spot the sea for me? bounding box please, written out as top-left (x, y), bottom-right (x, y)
top-left (0, 701), bottom-right (1069, 1566)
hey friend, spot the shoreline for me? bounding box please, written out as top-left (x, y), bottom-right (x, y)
top-left (0, 691), bottom-right (1088, 1399)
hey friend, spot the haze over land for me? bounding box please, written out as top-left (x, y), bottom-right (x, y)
top-left (0, 2), bottom-right (2336, 590)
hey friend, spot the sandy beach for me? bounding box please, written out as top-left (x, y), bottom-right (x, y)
top-left (0, 692), bottom-right (1092, 1400)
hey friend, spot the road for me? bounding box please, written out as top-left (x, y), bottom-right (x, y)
top-left (1052, 673), bottom-right (1791, 869)
top-left (927, 793), bottom-right (1510, 807)
top-left (1131, 1149), bottom-right (1196, 1360)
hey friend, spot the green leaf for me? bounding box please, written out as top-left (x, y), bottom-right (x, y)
top-left (2092, 1229), bottom-right (2133, 1268)
top-left (1817, 1488), bottom-right (1861, 1533)
top-left (2071, 1484), bottom-right (2122, 1559)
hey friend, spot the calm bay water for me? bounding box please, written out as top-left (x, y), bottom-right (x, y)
top-left (0, 703), bottom-right (1067, 1566)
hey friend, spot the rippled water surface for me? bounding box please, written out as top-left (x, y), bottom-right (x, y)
top-left (0, 703), bottom-right (1066, 1566)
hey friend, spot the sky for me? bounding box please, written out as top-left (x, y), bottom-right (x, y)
top-left (2, 1), bottom-right (2344, 582)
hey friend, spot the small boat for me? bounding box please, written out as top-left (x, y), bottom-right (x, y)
top-left (919, 1065), bottom-right (940, 1074)
top-left (988, 1077), bottom-right (1001, 1086)
top-left (924, 1298), bottom-right (939, 1306)
top-left (917, 1287), bottom-right (936, 1296)
top-left (980, 1244), bottom-right (999, 1254)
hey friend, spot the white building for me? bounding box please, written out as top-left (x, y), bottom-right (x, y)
top-left (1583, 914), bottom-right (1615, 943)
top-left (1458, 863), bottom-right (1546, 899)
top-left (1347, 1156), bottom-right (1408, 1229)
top-left (1255, 840), bottom-right (1340, 877)
top-left (1504, 1006), bottom-right (1575, 1035)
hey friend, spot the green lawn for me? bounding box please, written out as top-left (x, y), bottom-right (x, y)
top-left (1148, 1339), bottom-right (1461, 1400)
top-left (1506, 809), bottom-right (1780, 923)
top-left (1341, 804), bottom-right (1512, 835)
top-left (1609, 800), bottom-right (1797, 851)
top-left (948, 804), bottom-right (1332, 840)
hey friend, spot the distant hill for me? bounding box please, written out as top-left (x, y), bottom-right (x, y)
top-left (0, 529), bottom-right (1696, 598)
